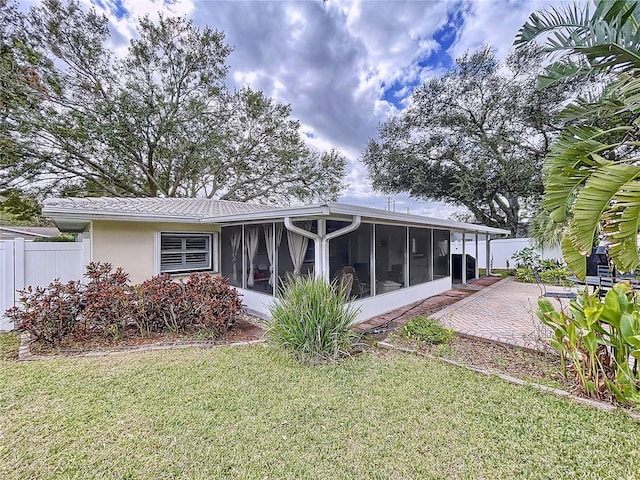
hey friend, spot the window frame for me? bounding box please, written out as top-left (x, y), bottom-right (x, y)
top-left (155, 232), bottom-right (219, 275)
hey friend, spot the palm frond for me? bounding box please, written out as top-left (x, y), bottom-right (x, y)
top-left (561, 227), bottom-right (588, 278)
top-left (571, 163), bottom-right (640, 255)
top-left (604, 181), bottom-right (640, 271)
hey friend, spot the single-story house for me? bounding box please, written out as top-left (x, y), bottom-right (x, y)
top-left (0, 226), bottom-right (60, 241)
top-left (42, 197), bottom-right (508, 323)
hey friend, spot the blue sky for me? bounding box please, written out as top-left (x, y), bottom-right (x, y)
top-left (32, 0), bottom-right (561, 218)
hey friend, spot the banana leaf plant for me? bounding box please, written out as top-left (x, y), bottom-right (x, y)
top-left (537, 281), bottom-right (640, 404)
top-left (516, 0), bottom-right (640, 279)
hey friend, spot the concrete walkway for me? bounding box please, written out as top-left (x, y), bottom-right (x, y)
top-left (358, 276), bottom-right (574, 351)
top-left (430, 277), bottom-right (571, 351)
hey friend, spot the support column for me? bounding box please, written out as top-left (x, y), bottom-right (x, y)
top-left (475, 234), bottom-right (479, 279)
top-left (461, 232), bottom-right (467, 285)
top-left (486, 235), bottom-right (492, 276)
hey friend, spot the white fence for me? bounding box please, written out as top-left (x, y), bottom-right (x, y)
top-left (451, 237), bottom-right (563, 270)
top-left (0, 238), bottom-right (89, 331)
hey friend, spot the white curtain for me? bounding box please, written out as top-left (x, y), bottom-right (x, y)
top-left (263, 223), bottom-right (283, 286)
top-left (230, 231), bottom-right (241, 281)
top-left (246, 226), bottom-right (260, 287)
top-left (287, 223), bottom-right (310, 277)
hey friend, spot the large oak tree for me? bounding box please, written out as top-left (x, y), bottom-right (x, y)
top-left (1, 0), bottom-right (345, 203)
top-left (362, 46), bottom-right (572, 235)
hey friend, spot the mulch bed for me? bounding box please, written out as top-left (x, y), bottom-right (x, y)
top-left (386, 333), bottom-right (566, 387)
top-left (27, 315), bottom-right (266, 356)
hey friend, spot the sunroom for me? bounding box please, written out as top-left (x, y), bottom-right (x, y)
top-left (208, 203), bottom-right (508, 322)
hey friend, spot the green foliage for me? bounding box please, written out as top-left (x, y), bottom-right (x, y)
top-left (528, 209), bottom-right (564, 250)
top-left (398, 316), bottom-right (454, 344)
top-left (516, 1), bottom-right (640, 278)
top-left (33, 233), bottom-right (76, 242)
top-left (0, 189), bottom-right (41, 222)
top-left (268, 275), bottom-right (359, 363)
top-left (515, 267), bottom-right (536, 283)
top-left (511, 247), bottom-right (542, 269)
top-left (537, 282), bottom-right (640, 404)
top-left (362, 45), bottom-right (574, 235)
top-left (540, 266), bottom-right (572, 286)
top-left (3, 1), bottom-right (345, 203)
top-left (3, 347), bottom-right (640, 478)
top-left (512, 248), bottom-right (570, 285)
top-left (5, 262), bottom-right (242, 346)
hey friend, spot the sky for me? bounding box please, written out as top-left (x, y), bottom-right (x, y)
top-left (31, 0), bottom-right (562, 218)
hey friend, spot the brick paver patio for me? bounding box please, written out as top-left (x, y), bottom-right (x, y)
top-left (357, 276), bottom-right (574, 351)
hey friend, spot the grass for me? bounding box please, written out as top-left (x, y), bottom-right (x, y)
top-left (1, 346), bottom-right (640, 479)
top-left (398, 315), bottom-right (454, 344)
top-left (0, 332), bottom-right (19, 360)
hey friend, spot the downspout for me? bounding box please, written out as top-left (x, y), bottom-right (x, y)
top-left (283, 216), bottom-right (362, 280)
top-left (323, 216), bottom-right (362, 281)
top-left (284, 217), bottom-right (321, 278)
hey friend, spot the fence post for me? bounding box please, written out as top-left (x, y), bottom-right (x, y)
top-left (0, 241), bottom-right (16, 330)
top-left (82, 237), bottom-right (91, 269)
top-left (13, 238), bottom-right (24, 304)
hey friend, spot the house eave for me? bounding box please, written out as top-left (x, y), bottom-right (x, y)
top-left (43, 209), bottom-right (203, 232)
top-left (202, 202), bottom-right (510, 235)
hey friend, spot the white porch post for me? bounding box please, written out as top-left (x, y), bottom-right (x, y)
top-left (461, 232), bottom-right (467, 284)
top-left (475, 233), bottom-right (479, 279)
top-left (486, 235), bottom-right (492, 276)
top-left (317, 219), bottom-right (326, 280)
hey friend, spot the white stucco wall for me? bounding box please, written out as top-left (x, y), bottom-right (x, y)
top-left (91, 221), bottom-right (220, 284)
top-left (235, 275), bottom-right (453, 324)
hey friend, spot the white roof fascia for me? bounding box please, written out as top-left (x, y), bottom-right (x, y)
top-left (203, 202), bottom-right (509, 236)
top-left (0, 226), bottom-right (52, 238)
top-left (43, 200), bottom-right (509, 235)
top-left (44, 211), bottom-right (203, 224)
top-left (200, 204), bottom-right (331, 223)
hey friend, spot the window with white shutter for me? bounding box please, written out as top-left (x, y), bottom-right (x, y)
top-left (160, 233), bottom-right (215, 273)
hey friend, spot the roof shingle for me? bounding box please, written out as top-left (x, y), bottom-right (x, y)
top-left (43, 197), bottom-right (277, 219)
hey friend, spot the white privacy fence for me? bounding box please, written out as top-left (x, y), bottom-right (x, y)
top-left (0, 238), bottom-right (89, 331)
top-left (451, 237), bottom-right (563, 270)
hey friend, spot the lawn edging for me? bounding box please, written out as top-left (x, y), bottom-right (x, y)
top-left (377, 340), bottom-right (640, 421)
top-left (17, 332), bottom-right (266, 361)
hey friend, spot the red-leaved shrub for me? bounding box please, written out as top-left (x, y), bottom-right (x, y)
top-left (183, 273), bottom-right (242, 333)
top-left (82, 263), bottom-right (133, 337)
top-left (5, 280), bottom-right (83, 345)
top-left (6, 262), bottom-right (243, 347)
top-left (135, 274), bottom-right (189, 334)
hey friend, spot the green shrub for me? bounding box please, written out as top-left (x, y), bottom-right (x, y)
top-left (539, 267), bottom-right (571, 286)
top-left (268, 275), bottom-right (359, 363)
top-left (511, 247), bottom-right (541, 269)
top-left (515, 267), bottom-right (535, 283)
top-left (398, 316), bottom-right (454, 344)
top-left (33, 234), bottom-right (77, 242)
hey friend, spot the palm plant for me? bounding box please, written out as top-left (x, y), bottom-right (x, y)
top-left (515, 0), bottom-right (640, 278)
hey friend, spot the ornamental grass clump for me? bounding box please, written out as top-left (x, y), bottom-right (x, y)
top-left (268, 275), bottom-right (359, 363)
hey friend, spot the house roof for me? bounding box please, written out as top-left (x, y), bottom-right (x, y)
top-left (43, 197), bottom-right (277, 231)
top-left (0, 226), bottom-right (61, 238)
top-left (203, 202), bottom-right (510, 235)
top-left (43, 197), bottom-right (510, 235)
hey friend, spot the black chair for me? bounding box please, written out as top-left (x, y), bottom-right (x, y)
top-left (597, 265), bottom-right (615, 298)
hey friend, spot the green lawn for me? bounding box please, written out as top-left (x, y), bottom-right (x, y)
top-left (1, 344), bottom-right (639, 479)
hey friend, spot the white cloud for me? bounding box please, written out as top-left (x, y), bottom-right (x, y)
top-left (36, 0), bottom-right (560, 219)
